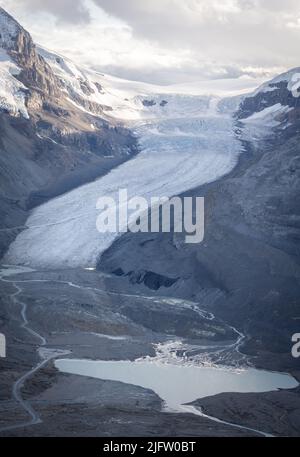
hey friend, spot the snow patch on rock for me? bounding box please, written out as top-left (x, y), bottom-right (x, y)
top-left (253, 67), bottom-right (300, 97)
top-left (0, 49), bottom-right (29, 118)
top-left (242, 103), bottom-right (292, 126)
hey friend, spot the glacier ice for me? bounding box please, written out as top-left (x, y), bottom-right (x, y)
top-left (5, 86), bottom-right (246, 268)
top-left (0, 49), bottom-right (29, 118)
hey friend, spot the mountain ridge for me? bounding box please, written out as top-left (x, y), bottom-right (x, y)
top-left (0, 6), bottom-right (138, 257)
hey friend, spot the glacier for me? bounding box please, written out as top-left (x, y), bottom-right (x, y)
top-left (4, 53), bottom-right (263, 269)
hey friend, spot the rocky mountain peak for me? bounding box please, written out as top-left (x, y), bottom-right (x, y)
top-left (236, 68), bottom-right (300, 121)
top-left (0, 6), bottom-right (60, 99)
top-left (0, 7), bottom-right (21, 49)
top-left (235, 68), bottom-right (300, 138)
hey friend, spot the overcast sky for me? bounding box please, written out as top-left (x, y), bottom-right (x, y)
top-left (2, 0), bottom-right (300, 84)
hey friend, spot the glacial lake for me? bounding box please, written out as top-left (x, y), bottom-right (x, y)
top-left (55, 358), bottom-right (298, 413)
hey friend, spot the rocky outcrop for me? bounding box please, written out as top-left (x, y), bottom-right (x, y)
top-left (98, 97), bottom-right (300, 369)
top-left (236, 69), bottom-right (300, 134)
top-left (0, 7), bottom-right (138, 257)
top-left (112, 268), bottom-right (178, 290)
top-left (142, 99), bottom-right (156, 107)
top-left (0, 7), bottom-right (60, 101)
top-left (65, 84), bottom-right (112, 116)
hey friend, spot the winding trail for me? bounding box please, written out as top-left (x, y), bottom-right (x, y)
top-left (0, 265), bottom-right (272, 436)
top-left (0, 267), bottom-right (69, 433)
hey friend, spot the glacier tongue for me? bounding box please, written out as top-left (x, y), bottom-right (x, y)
top-left (4, 90), bottom-right (244, 269)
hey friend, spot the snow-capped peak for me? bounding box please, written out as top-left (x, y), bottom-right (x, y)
top-left (0, 7), bottom-right (20, 49)
top-left (0, 8), bottom-right (29, 118)
top-left (250, 67), bottom-right (300, 98)
top-left (236, 66), bottom-right (300, 135)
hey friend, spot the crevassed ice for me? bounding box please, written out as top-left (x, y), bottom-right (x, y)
top-left (5, 93), bottom-right (244, 269)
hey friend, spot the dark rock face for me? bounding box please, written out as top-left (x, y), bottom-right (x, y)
top-left (0, 7), bottom-right (138, 257)
top-left (0, 7), bottom-right (60, 100)
top-left (236, 72), bottom-right (300, 134)
top-left (0, 108), bottom-right (138, 256)
top-left (0, 8), bottom-right (110, 117)
top-left (94, 82), bottom-right (103, 93)
top-left (160, 100), bottom-right (168, 107)
top-left (130, 271), bottom-right (178, 290)
top-left (236, 81), bottom-right (298, 119)
top-left (142, 100), bottom-right (156, 107)
top-left (98, 126), bottom-right (300, 369)
top-left (64, 84), bottom-right (111, 115)
top-left (112, 268), bottom-right (178, 290)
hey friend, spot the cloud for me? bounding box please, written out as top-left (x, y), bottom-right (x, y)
top-left (92, 0), bottom-right (300, 68)
top-left (2, 0), bottom-right (300, 84)
top-left (6, 0), bottom-right (90, 24)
